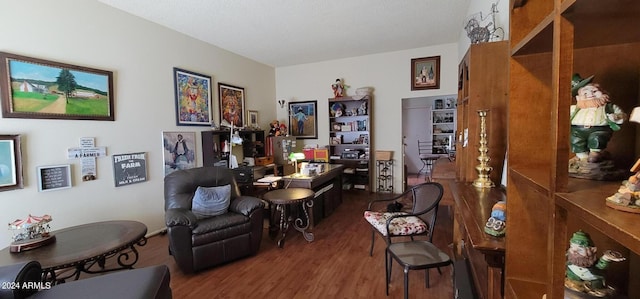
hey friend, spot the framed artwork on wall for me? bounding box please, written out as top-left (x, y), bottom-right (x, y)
top-left (0, 52), bottom-right (114, 121)
top-left (162, 131), bottom-right (196, 176)
top-left (288, 100), bottom-right (317, 139)
top-left (218, 83), bottom-right (245, 128)
top-left (0, 134), bottom-right (23, 192)
top-left (173, 67), bottom-right (213, 126)
top-left (247, 110), bottom-right (258, 129)
top-left (36, 164), bottom-right (72, 192)
top-left (112, 152), bottom-right (147, 187)
top-left (411, 55), bottom-right (441, 90)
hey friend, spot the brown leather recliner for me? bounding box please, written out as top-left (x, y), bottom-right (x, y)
top-left (164, 166), bottom-right (264, 274)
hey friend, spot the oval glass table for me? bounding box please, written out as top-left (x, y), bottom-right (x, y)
top-left (0, 220), bottom-right (147, 284)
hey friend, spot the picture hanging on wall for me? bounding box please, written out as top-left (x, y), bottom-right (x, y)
top-left (0, 134), bottom-right (23, 192)
top-left (288, 100), bottom-right (318, 139)
top-left (173, 67), bottom-right (213, 126)
top-left (112, 152), bottom-right (148, 187)
top-left (0, 52), bottom-right (114, 121)
top-left (411, 55), bottom-right (441, 90)
top-left (162, 131), bottom-right (196, 176)
top-left (218, 83), bottom-right (245, 128)
top-left (36, 164), bottom-right (72, 192)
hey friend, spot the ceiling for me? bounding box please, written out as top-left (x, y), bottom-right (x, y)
top-left (97, 0), bottom-right (471, 67)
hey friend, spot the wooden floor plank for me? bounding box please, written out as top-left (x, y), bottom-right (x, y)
top-left (133, 191), bottom-right (455, 298)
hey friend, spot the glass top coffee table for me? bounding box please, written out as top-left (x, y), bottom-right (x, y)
top-left (0, 220), bottom-right (147, 284)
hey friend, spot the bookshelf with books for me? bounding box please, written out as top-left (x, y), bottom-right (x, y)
top-left (328, 95), bottom-right (372, 191)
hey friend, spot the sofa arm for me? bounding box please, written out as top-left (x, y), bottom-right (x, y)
top-left (165, 208), bottom-right (197, 228)
top-left (229, 196), bottom-right (264, 217)
top-left (0, 261), bottom-right (42, 299)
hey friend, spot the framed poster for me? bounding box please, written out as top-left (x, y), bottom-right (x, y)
top-left (218, 83), bottom-right (245, 127)
top-left (173, 67), bottom-right (213, 126)
top-left (288, 100), bottom-right (317, 139)
top-left (37, 164), bottom-right (72, 192)
top-left (162, 131), bottom-right (196, 176)
top-left (411, 56), bottom-right (441, 90)
top-left (0, 52), bottom-right (114, 121)
top-left (0, 134), bottom-right (23, 192)
top-left (112, 152), bottom-right (147, 187)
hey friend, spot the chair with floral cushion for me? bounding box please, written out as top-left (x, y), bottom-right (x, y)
top-left (363, 182), bottom-right (443, 256)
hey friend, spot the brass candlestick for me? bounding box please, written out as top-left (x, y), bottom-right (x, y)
top-left (473, 109), bottom-right (495, 188)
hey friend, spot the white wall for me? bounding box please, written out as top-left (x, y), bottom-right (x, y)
top-left (0, 0), bottom-right (276, 247)
top-left (275, 44), bottom-right (460, 190)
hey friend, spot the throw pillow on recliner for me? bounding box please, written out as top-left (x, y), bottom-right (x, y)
top-left (192, 184), bottom-right (231, 219)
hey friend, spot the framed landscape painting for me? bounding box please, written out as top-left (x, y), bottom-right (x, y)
top-left (288, 100), bottom-right (317, 139)
top-left (411, 56), bottom-right (441, 90)
top-left (0, 52), bottom-right (114, 121)
top-left (173, 67), bottom-right (213, 126)
top-left (218, 83), bottom-right (245, 128)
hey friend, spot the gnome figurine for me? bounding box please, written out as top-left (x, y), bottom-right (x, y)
top-left (565, 230), bottom-right (625, 298)
top-left (484, 200), bottom-right (506, 237)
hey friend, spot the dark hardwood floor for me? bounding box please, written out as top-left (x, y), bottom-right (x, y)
top-left (134, 190), bottom-right (454, 298)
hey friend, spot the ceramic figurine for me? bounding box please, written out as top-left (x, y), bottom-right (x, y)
top-left (484, 200), bottom-right (506, 237)
top-left (331, 78), bottom-right (349, 98)
top-left (606, 158), bottom-right (640, 213)
top-left (565, 230), bottom-right (625, 298)
top-left (568, 74), bottom-right (627, 180)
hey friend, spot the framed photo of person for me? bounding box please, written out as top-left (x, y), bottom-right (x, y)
top-left (218, 83), bottom-right (245, 128)
top-left (288, 100), bottom-right (317, 139)
top-left (162, 131), bottom-right (196, 176)
top-left (411, 56), bottom-right (441, 90)
top-left (173, 67), bottom-right (213, 126)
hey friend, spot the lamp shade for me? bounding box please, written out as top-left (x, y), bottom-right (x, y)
top-left (289, 152), bottom-right (305, 161)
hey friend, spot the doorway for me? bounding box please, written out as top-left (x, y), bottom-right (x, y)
top-left (402, 97), bottom-right (433, 186)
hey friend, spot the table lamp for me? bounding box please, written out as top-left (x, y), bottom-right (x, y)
top-left (289, 152), bottom-right (306, 176)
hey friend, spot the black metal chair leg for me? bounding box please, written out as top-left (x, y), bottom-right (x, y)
top-left (404, 267), bottom-right (409, 299)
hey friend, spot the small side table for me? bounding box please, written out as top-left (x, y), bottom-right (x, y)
top-left (262, 188), bottom-right (315, 248)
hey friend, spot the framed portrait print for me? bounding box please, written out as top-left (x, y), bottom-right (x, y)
top-left (0, 52), bottom-right (114, 121)
top-left (162, 131), bottom-right (196, 176)
top-left (0, 134), bottom-right (23, 192)
top-left (37, 164), bottom-right (72, 192)
top-left (247, 110), bottom-right (258, 129)
top-left (173, 67), bottom-right (212, 126)
top-left (411, 56), bottom-right (441, 90)
top-left (218, 83), bottom-right (245, 128)
top-left (288, 100), bottom-right (317, 139)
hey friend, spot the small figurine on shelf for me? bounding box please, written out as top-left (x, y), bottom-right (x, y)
top-left (606, 158), bottom-right (640, 213)
top-left (484, 200), bottom-right (506, 237)
top-left (565, 230), bottom-right (625, 298)
top-left (358, 101), bottom-right (367, 116)
top-left (568, 74), bottom-right (627, 180)
top-left (269, 120), bottom-right (280, 136)
top-left (331, 78), bottom-right (348, 98)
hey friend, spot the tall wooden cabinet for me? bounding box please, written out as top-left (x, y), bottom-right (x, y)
top-left (506, 1), bottom-right (640, 298)
top-left (456, 40), bottom-right (509, 185)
